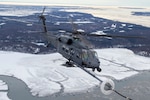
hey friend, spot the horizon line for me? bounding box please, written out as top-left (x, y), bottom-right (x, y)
top-left (0, 1), bottom-right (149, 8)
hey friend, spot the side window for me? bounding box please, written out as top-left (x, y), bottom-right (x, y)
top-left (70, 48), bottom-right (75, 55)
top-left (76, 54), bottom-right (80, 58)
top-left (62, 45), bottom-right (69, 53)
top-left (76, 53), bottom-right (81, 59)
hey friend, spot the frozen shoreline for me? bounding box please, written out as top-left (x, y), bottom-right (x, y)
top-left (0, 48), bottom-right (150, 98)
top-left (0, 2), bottom-right (150, 27)
top-left (64, 6), bottom-right (150, 28)
top-left (0, 3), bottom-right (150, 27)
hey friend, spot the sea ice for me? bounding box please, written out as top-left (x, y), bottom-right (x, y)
top-left (0, 80), bottom-right (9, 100)
top-left (0, 48), bottom-right (150, 97)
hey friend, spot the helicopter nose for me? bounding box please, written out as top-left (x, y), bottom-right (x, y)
top-left (96, 61), bottom-right (100, 67)
top-left (92, 60), bottom-right (100, 68)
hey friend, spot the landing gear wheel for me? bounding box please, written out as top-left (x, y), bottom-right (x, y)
top-left (97, 67), bottom-right (102, 72)
top-left (66, 61), bottom-right (73, 67)
top-left (92, 68), bottom-right (95, 72)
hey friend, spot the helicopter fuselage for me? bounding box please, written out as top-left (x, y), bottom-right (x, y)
top-left (46, 33), bottom-right (101, 72)
top-left (39, 13), bottom-right (101, 72)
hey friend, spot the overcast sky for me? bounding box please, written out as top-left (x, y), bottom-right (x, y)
top-left (1, 0), bottom-right (150, 7)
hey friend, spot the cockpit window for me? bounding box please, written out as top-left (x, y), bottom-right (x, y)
top-left (89, 50), bottom-right (98, 59)
top-left (92, 51), bottom-right (98, 58)
top-left (81, 50), bottom-right (98, 60)
top-left (82, 50), bottom-right (88, 60)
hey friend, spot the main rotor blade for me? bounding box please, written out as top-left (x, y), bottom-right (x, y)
top-left (87, 34), bottom-right (146, 39)
top-left (68, 16), bottom-right (82, 35)
top-left (41, 7), bottom-right (46, 16)
top-left (39, 7), bottom-right (46, 22)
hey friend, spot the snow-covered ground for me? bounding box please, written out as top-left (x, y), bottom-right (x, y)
top-left (0, 48), bottom-right (150, 98)
top-left (65, 6), bottom-right (150, 28)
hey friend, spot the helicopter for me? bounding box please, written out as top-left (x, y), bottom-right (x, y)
top-left (38, 7), bottom-right (103, 72)
top-left (38, 8), bottom-right (145, 73)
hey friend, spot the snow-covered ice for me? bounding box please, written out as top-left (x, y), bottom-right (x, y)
top-left (0, 80), bottom-right (9, 100)
top-left (0, 48), bottom-right (150, 97)
top-left (0, 80), bottom-right (8, 90)
top-left (91, 31), bottom-right (107, 35)
top-left (0, 23), bottom-right (6, 26)
top-left (0, 92), bottom-right (10, 100)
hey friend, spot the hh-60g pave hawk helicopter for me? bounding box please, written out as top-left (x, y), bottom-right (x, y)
top-left (39, 8), bottom-right (144, 73)
top-left (39, 8), bottom-right (101, 72)
top-left (37, 7), bottom-right (147, 100)
top-left (40, 15), bottom-right (102, 72)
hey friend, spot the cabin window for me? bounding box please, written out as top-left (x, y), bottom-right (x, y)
top-left (62, 47), bottom-right (65, 50)
top-left (76, 53), bottom-right (82, 58)
top-left (66, 48), bottom-right (69, 53)
top-left (70, 48), bottom-right (75, 55)
top-left (62, 45), bottom-right (69, 53)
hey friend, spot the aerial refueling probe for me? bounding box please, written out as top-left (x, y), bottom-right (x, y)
top-left (78, 65), bottom-right (132, 100)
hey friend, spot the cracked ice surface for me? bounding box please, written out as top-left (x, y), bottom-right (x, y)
top-left (0, 48), bottom-right (150, 97)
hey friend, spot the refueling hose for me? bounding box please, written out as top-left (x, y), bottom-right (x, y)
top-left (78, 66), bottom-right (132, 100)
